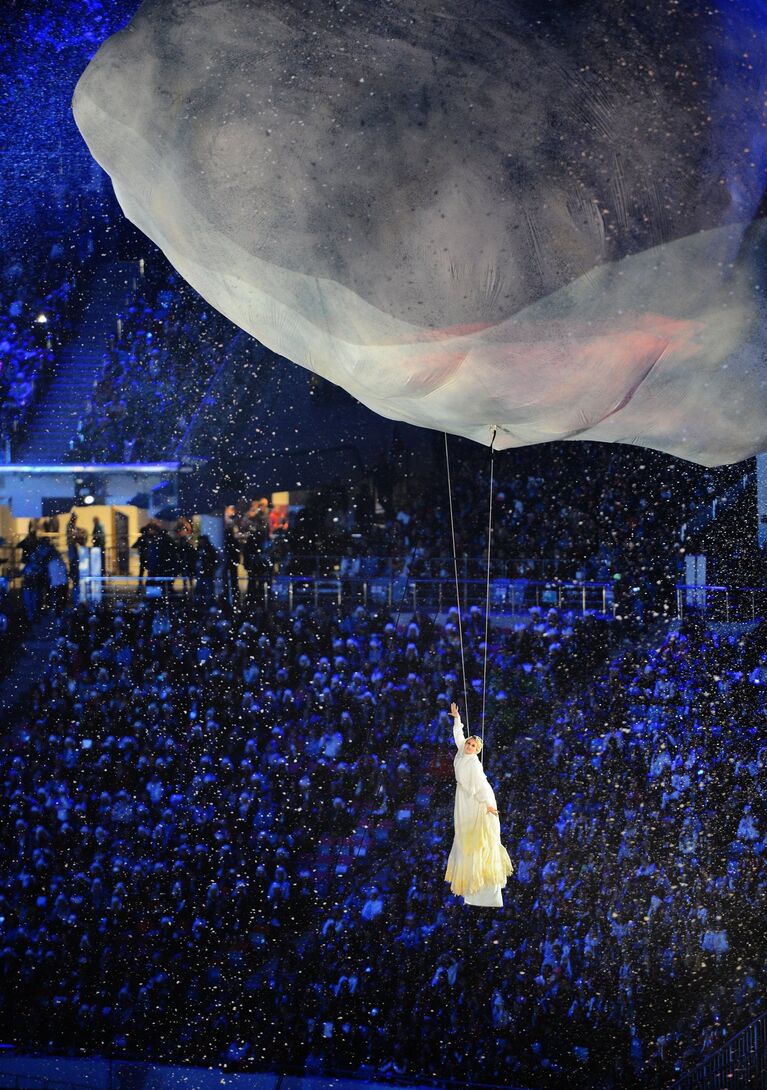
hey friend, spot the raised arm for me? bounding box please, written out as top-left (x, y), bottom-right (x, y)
top-left (449, 702), bottom-right (465, 749)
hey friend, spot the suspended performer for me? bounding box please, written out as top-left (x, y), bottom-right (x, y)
top-left (445, 702), bottom-right (513, 908)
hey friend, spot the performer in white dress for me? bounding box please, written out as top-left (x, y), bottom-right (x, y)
top-left (445, 702), bottom-right (513, 908)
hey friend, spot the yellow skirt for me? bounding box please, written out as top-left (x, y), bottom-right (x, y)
top-left (445, 808), bottom-right (514, 898)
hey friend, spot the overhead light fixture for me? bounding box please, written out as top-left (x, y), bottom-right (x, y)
top-left (75, 475), bottom-right (100, 505)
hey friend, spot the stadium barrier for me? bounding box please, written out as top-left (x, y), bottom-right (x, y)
top-left (0, 548), bottom-right (588, 589)
top-left (79, 573), bottom-right (616, 616)
top-left (675, 585), bottom-right (767, 623)
top-left (667, 1010), bottom-right (767, 1090)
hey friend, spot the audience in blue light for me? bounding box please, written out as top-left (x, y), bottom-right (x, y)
top-left (69, 265), bottom-right (246, 463)
top-left (0, 7), bottom-right (765, 1090)
top-left (2, 597), bottom-right (766, 1089)
top-left (0, 220), bottom-right (92, 453)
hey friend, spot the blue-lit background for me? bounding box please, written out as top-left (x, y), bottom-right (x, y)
top-left (0, 1), bottom-right (136, 248)
top-left (0, 8), bottom-right (765, 1090)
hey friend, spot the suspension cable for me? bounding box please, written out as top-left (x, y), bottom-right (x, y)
top-left (480, 428), bottom-right (498, 761)
top-left (332, 432), bottom-right (497, 906)
top-left (444, 432), bottom-right (470, 733)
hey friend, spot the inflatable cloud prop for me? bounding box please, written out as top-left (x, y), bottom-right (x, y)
top-left (74, 0), bottom-right (767, 465)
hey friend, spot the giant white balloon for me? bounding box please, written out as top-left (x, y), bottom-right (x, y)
top-left (73, 0), bottom-right (767, 465)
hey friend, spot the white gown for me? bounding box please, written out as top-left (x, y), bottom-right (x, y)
top-left (445, 717), bottom-right (513, 908)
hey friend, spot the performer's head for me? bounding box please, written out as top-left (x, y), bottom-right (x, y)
top-left (464, 735), bottom-right (483, 756)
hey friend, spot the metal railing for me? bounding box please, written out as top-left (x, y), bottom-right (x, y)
top-left (396, 577), bottom-right (613, 615)
top-left (668, 1010), bottom-right (767, 1089)
top-left (80, 572), bottom-right (615, 616)
top-left (676, 585), bottom-right (767, 623)
top-left (80, 576), bottom-right (189, 603)
top-left (31, 564), bottom-right (767, 623)
top-left (270, 575), bottom-right (614, 616)
top-left (2, 549), bottom-right (581, 587)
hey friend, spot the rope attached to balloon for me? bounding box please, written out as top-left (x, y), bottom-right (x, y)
top-left (444, 426), bottom-right (497, 765)
top-left (444, 430), bottom-right (471, 735)
top-left (480, 427), bottom-right (497, 758)
top-left (326, 429), bottom-right (498, 906)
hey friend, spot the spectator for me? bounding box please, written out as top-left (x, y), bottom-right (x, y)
top-left (2, 596), bottom-right (764, 1089)
top-left (46, 544), bottom-right (68, 615)
top-left (91, 516), bottom-right (106, 552)
top-left (194, 534), bottom-right (219, 605)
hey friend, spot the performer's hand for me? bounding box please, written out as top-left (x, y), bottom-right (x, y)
top-left (449, 702), bottom-right (460, 719)
top-left (487, 805), bottom-right (499, 815)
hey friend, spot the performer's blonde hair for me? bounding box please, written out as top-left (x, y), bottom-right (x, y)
top-left (466, 735), bottom-right (483, 753)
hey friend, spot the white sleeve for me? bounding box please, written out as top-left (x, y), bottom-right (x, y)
top-left (452, 717), bottom-right (466, 749)
top-left (455, 750), bottom-right (493, 806)
top-left (472, 767), bottom-right (492, 810)
top-left (470, 763), bottom-right (494, 806)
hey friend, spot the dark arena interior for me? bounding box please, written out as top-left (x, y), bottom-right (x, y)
top-left (2, 3), bottom-right (767, 1090)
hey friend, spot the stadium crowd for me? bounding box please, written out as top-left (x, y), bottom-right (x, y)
top-left (2, 8), bottom-right (765, 1087)
top-left (249, 440), bottom-right (754, 611)
top-left (0, 211), bottom-right (97, 454)
top-left (68, 264), bottom-right (250, 464)
top-left (0, 0), bottom-right (137, 455)
top-left (2, 592), bottom-right (766, 1089)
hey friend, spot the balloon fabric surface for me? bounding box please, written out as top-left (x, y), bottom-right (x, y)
top-left (73, 0), bottom-right (767, 466)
